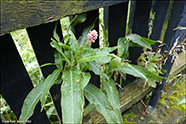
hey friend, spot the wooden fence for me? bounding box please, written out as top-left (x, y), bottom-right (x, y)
top-left (1, 0), bottom-right (186, 123)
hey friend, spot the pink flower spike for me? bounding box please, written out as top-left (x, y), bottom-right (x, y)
top-left (87, 29), bottom-right (98, 43)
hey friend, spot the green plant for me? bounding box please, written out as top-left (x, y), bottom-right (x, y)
top-left (0, 95), bottom-right (17, 122)
top-left (19, 13), bottom-right (164, 124)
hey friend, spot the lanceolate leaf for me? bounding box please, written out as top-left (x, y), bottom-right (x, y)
top-left (41, 69), bottom-right (61, 109)
top-left (89, 61), bottom-right (109, 80)
top-left (141, 37), bottom-right (157, 45)
top-left (77, 51), bottom-right (109, 63)
top-left (84, 84), bottom-right (122, 123)
top-left (78, 19), bottom-right (97, 47)
top-left (132, 64), bottom-right (164, 81)
top-left (126, 34), bottom-right (151, 49)
top-left (102, 79), bottom-right (123, 122)
top-left (69, 30), bottom-right (80, 62)
top-left (53, 21), bottom-right (60, 42)
top-left (81, 72), bottom-right (91, 89)
top-left (50, 39), bottom-right (73, 66)
top-left (70, 13), bottom-right (86, 26)
top-left (61, 67), bottom-right (84, 123)
top-left (19, 81), bottom-right (44, 123)
top-left (102, 78), bottom-right (120, 109)
top-left (116, 62), bottom-right (147, 81)
top-left (54, 51), bottom-right (63, 69)
top-left (117, 37), bottom-right (126, 57)
top-left (84, 103), bottom-right (96, 116)
top-left (115, 62), bottom-right (164, 82)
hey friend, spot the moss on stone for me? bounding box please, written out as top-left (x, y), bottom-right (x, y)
top-left (123, 112), bottom-right (137, 119)
top-left (158, 98), bottom-right (167, 105)
top-left (168, 96), bottom-right (179, 103)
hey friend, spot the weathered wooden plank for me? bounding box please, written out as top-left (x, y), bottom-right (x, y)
top-left (169, 52), bottom-right (186, 78)
top-left (150, 0), bottom-right (170, 51)
top-left (26, 21), bottom-right (63, 121)
top-left (127, 0), bottom-right (152, 83)
top-left (148, 1), bottom-right (186, 112)
top-left (107, 2), bottom-right (128, 47)
top-left (0, 34), bottom-right (50, 123)
top-left (82, 79), bottom-right (152, 124)
top-left (0, 0), bottom-right (128, 36)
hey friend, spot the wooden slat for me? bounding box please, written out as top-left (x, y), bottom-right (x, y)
top-left (127, 0), bottom-right (153, 83)
top-left (82, 79), bottom-right (152, 123)
top-left (169, 52), bottom-right (186, 78)
top-left (150, 0), bottom-right (170, 51)
top-left (0, 0), bottom-right (128, 36)
top-left (163, 1), bottom-right (185, 47)
top-left (26, 21), bottom-right (63, 121)
top-left (106, 2), bottom-right (128, 47)
top-left (148, 1), bottom-right (186, 112)
top-left (0, 34), bottom-right (50, 123)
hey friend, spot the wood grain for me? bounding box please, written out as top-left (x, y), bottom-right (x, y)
top-left (0, 1), bottom-right (127, 35)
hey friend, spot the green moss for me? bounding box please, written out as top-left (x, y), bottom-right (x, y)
top-left (173, 84), bottom-right (180, 90)
top-left (158, 98), bottom-right (167, 105)
top-left (171, 104), bottom-right (185, 112)
top-left (168, 96), bottom-right (179, 103)
top-left (123, 112), bottom-right (137, 119)
top-left (150, 120), bottom-right (154, 123)
top-left (123, 118), bottom-right (137, 124)
top-left (172, 92), bottom-right (179, 97)
top-left (161, 94), bottom-right (167, 98)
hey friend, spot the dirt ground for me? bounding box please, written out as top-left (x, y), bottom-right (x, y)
top-left (122, 74), bottom-right (186, 124)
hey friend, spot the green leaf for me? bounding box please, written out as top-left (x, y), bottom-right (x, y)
top-left (116, 62), bottom-right (164, 81)
top-left (81, 72), bottom-right (91, 89)
top-left (78, 19), bottom-right (97, 47)
top-left (132, 64), bottom-right (164, 81)
top-left (84, 103), bottom-right (95, 116)
top-left (126, 34), bottom-right (151, 49)
top-left (148, 79), bottom-right (157, 88)
top-left (61, 67), bottom-right (84, 123)
top-left (19, 81), bottom-right (44, 123)
top-left (77, 51), bottom-right (109, 63)
top-left (84, 84), bottom-right (123, 123)
top-left (95, 57), bottom-right (112, 64)
top-left (70, 13), bottom-right (86, 26)
top-left (54, 51), bottom-right (63, 69)
top-left (50, 39), bottom-right (73, 66)
top-left (102, 79), bottom-right (123, 122)
top-left (40, 63), bottom-right (57, 68)
top-left (141, 37), bottom-right (157, 45)
top-left (109, 57), bottom-right (122, 69)
top-left (118, 62), bottom-right (147, 80)
top-left (41, 69), bottom-right (61, 109)
top-left (117, 37), bottom-right (127, 57)
top-left (53, 21), bottom-right (60, 42)
top-left (89, 61), bottom-right (109, 80)
top-left (69, 30), bottom-right (80, 62)
top-left (46, 106), bottom-right (55, 118)
top-left (101, 46), bottom-right (120, 53)
top-left (58, 42), bottom-right (74, 51)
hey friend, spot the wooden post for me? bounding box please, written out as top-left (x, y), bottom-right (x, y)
top-left (26, 21), bottom-right (63, 121)
top-left (0, 34), bottom-right (50, 123)
top-left (148, 1), bottom-right (186, 111)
